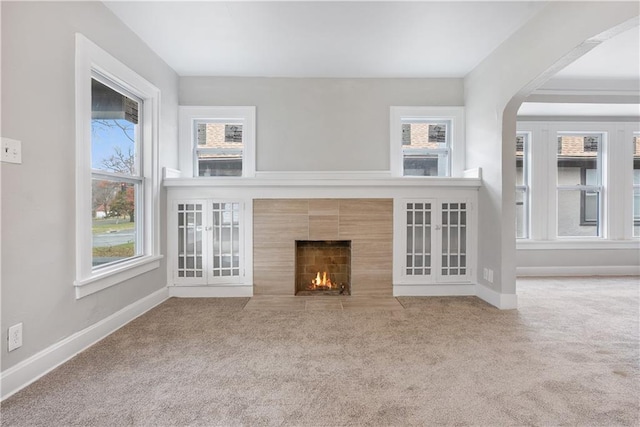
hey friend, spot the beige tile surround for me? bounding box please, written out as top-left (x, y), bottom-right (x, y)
top-left (253, 199), bottom-right (393, 296)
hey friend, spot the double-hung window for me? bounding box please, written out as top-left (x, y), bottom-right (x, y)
top-left (557, 132), bottom-right (603, 237)
top-left (390, 107), bottom-right (464, 177)
top-left (634, 133), bottom-right (640, 237)
top-left (515, 132), bottom-right (530, 239)
top-left (179, 106), bottom-right (256, 177)
top-left (75, 34), bottom-right (160, 298)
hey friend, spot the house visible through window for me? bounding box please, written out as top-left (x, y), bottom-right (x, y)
top-left (195, 121), bottom-right (244, 177)
top-left (401, 120), bottom-right (451, 176)
top-left (390, 107), bottom-right (464, 178)
top-left (557, 133), bottom-right (602, 237)
top-left (179, 106), bottom-right (256, 178)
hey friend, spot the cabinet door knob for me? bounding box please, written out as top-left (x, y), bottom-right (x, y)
top-left (205, 226), bottom-right (213, 231)
top-left (435, 224), bottom-right (442, 230)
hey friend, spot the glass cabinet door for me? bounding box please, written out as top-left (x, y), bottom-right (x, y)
top-left (211, 202), bottom-right (241, 278)
top-left (405, 202), bottom-right (433, 277)
top-left (441, 202), bottom-right (467, 278)
top-left (177, 203), bottom-right (204, 279)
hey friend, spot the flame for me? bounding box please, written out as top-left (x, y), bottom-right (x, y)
top-left (309, 271), bottom-right (335, 290)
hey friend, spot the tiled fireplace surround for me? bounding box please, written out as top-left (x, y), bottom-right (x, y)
top-left (254, 199), bottom-right (393, 296)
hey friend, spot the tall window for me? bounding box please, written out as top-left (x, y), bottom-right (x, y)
top-left (179, 106), bottom-right (256, 178)
top-left (75, 34), bottom-right (160, 298)
top-left (515, 132), bottom-right (530, 238)
top-left (557, 133), bottom-right (603, 237)
top-left (91, 76), bottom-right (142, 267)
top-left (634, 134), bottom-right (640, 237)
top-left (390, 107), bottom-right (464, 177)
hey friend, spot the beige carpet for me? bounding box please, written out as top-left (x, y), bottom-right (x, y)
top-left (1, 277), bottom-right (638, 426)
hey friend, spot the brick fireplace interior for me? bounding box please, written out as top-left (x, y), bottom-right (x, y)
top-left (295, 240), bottom-right (351, 295)
top-left (253, 199), bottom-right (392, 296)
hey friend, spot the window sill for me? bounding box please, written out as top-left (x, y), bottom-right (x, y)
top-left (74, 255), bottom-right (163, 299)
top-left (517, 239), bottom-right (640, 250)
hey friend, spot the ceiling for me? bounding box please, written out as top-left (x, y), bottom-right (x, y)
top-left (104, 1), bottom-right (548, 78)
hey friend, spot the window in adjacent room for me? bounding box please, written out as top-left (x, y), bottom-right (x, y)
top-left (556, 133), bottom-right (603, 237)
top-left (515, 132), bottom-right (530, 239)
top-left (390, 107), bottom-right (464, 177)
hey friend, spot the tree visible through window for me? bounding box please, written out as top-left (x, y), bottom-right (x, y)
top-left (91, 77), bottom-right (142, 267)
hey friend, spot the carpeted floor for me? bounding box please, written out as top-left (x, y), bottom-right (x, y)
top-left (1, 277), bottom-right (638, 426)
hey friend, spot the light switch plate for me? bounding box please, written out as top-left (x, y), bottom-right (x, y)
top-left (2, 137), bottom-right (22, 164)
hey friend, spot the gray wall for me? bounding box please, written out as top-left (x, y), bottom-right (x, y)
top-left (1, 1), bottom-right (178, 371)
top-left (180, 77), bottom-right (463, 172)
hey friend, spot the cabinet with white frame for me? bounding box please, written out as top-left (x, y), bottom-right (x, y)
top-left (168, 197), bottom-right (253, 295)
top-left (393, 193), bottom-right (477, 296)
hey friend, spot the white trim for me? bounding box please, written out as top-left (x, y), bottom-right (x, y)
top-left (168, 285), bottom-right (253, 298)
top-left (74, 256), bottom-right (163, 299)
top-left (393, 284), bottom-right (475, 297)
top-left (0, 288), bottom-right (169, 401)
top-left (254, 171), bottom-right (392, 180)
top-left (517, 240), bottom-right (639, 250)
top-left (517, 266), bottom-right (640, 277)
top-left (517, 120), bottom-right (639, 243)
top-left (475, 283), bottom-right (518, 310)
top-left (178, 106), bottom-right (256, 178)
top-left (164, 177), bottom-right (482, 189)
top-left (75, 34), bottom-right (161, 298)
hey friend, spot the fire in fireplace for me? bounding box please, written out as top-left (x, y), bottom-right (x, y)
top-left (295, 240), bottom-right (351, 295)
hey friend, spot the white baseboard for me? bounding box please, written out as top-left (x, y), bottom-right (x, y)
top-left (517, 265), bottom-right (640, 277)
top-left (0, 288), bottom-right (169, 401)
top-left (394, 283), bottom-right (517, 310)
top-left (475, 283), bottom-right (518, 310)
top-left (393, 284), bottom-right (476, 297)
top-left (168, 285), bottom-right (253, 298)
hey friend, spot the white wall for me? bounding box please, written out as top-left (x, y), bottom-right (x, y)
top-left (179, 77), bottom-right (463, 172)
top-left (464, 1), bottom-right (639, 296)
top-left (1, 2), bottom-right (178, 372)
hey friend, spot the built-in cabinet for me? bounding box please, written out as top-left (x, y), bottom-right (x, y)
top-left (165, 174), bottom-right (479, 297)
top-left (393, 196), bottom-right (475, 290)
top-left (171, 199), bottom-right (247, 286)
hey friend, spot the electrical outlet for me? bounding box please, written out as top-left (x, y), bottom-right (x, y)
top-left (8, 323), bottom-right (23, 352)
top-left (487, 269), bottom-right (494, 283)
top-left (483, 268), bottom-right (489, 280)
top-left (1, 137), bottom-right (22, 164)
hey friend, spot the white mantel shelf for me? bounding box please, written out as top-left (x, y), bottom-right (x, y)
top-left (163, 177), bottom-right (482, 188)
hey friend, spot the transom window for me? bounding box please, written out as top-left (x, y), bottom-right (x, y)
top-left (179, 106), bottom-right (256, 178)
top-left (390, 106), bottom-right (464, 177)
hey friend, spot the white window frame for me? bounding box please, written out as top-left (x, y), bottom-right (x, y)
top-left (75, 34), bottom-right (161, 298)
top-left (390, 106), bottom-right (465, 177)
top-left (517, 121), bottom-right (639, 249)
top-left (516, 131), bottom-right (531, 239)
top-left (556, 131), bottom-right (605, 239)
top-left (179, 106), bottom-right (256, 178)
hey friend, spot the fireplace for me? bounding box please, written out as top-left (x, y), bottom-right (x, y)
top-left (295, 240), bottom-right (351, 295)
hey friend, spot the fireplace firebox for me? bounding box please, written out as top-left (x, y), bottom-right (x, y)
top-left (295, 240), bottom-right (351, 295)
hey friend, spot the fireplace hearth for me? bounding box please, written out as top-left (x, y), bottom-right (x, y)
top-left (295, 240), bottom-right (351, 295)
